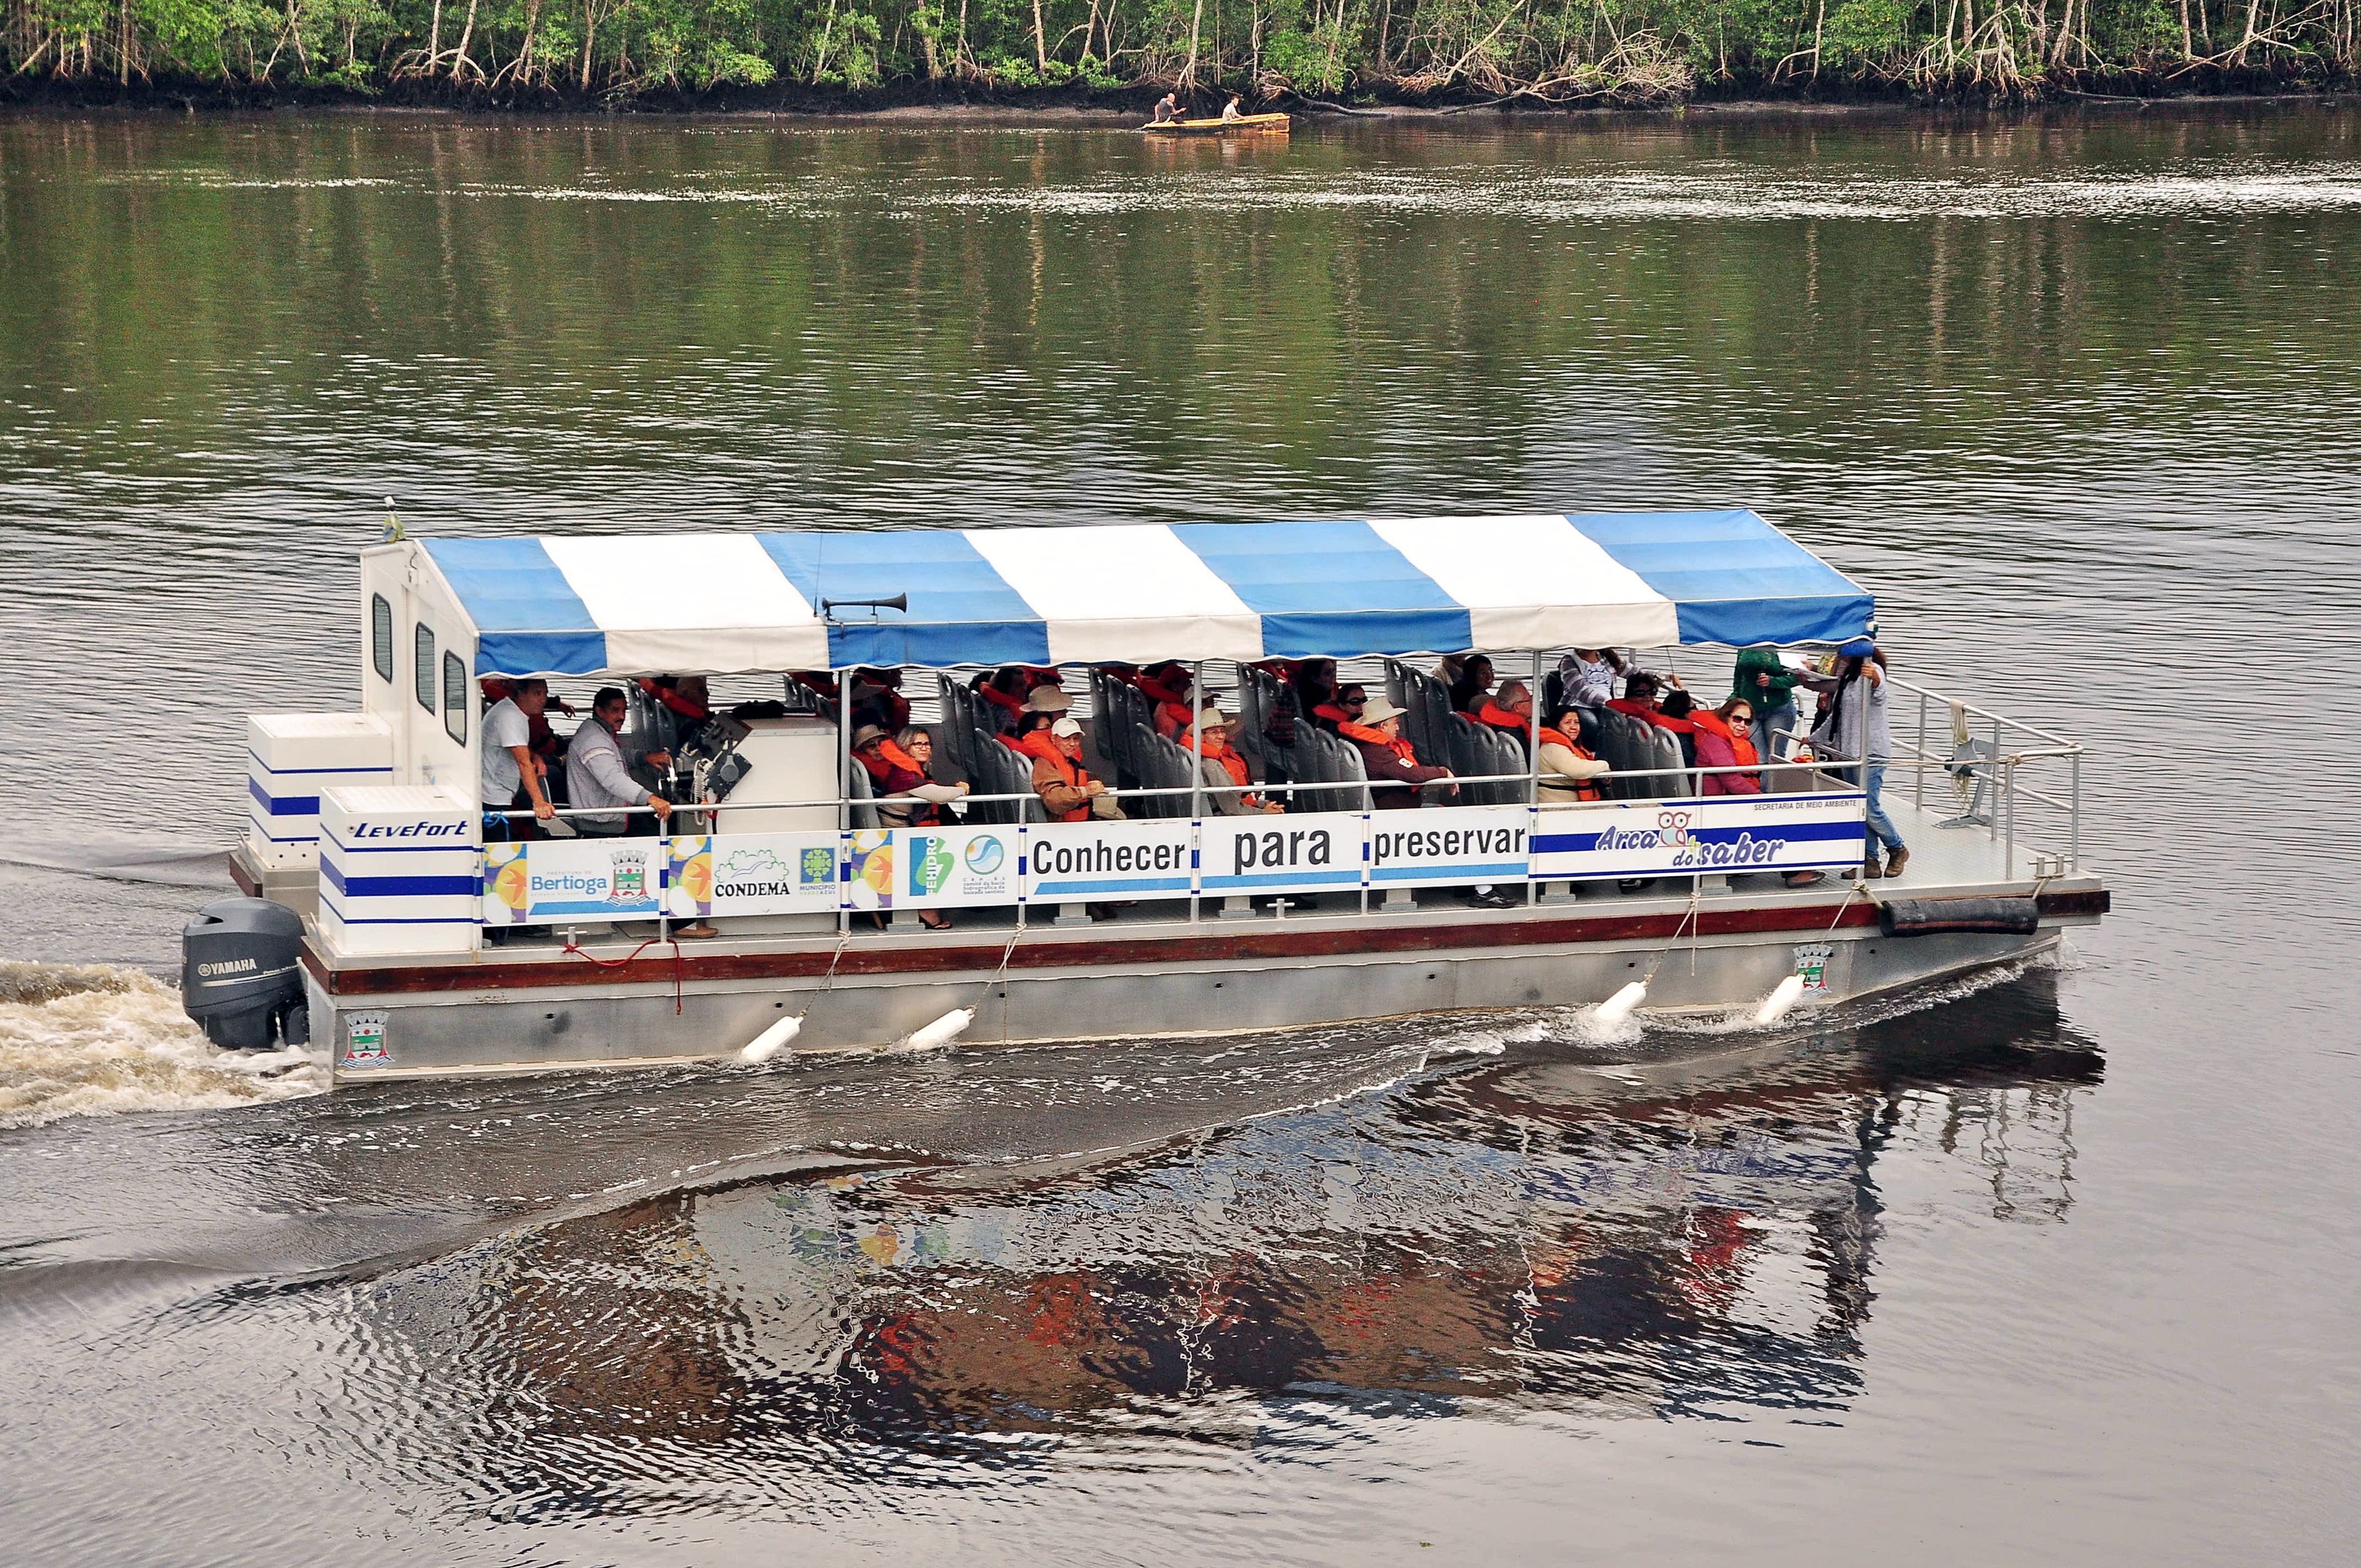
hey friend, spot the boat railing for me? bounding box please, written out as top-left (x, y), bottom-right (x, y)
top-left (1884, 673), bottom-right (2085, 876)
top-left (459, 672), bottom-right (2086, 939)
top-left (488, 758), bottom-right (1823, 824)
top-left (488, 659), bottom-right (2085, 879)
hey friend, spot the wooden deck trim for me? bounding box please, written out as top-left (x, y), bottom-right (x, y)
top-left (306, 888), bottom-right (2108, 997)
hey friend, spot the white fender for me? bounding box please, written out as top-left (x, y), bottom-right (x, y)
top-left (905, 1007), bottom-right (975, 1051)
top-left (1595, 981), bottom-right (1647, 1026)
top-left (739, 1013), bottom-right (803, 1064)
top-left (1753, 974), bottom-right (1807, 1027)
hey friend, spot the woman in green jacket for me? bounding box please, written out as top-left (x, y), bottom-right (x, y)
top-left (1731, 647), bottom-right (1800, 764)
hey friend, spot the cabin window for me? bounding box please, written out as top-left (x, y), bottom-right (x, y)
top-left (414, 623), bottom-right (436, 713)
top-left (370, 595), bottom-right (394, 683)
top-left (442, 651), bottom-right (469, 744)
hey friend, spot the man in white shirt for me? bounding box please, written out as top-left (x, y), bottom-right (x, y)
top-left (482, 679), bottom-right (557, 842)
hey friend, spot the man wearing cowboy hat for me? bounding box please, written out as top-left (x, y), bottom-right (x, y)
top-left (1335, 695), bottom-right (1456, 811)
top-left (1187, 703), bottom-right (1285, 816)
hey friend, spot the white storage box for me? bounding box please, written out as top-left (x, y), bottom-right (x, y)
top-left (245, 713), bottom-right (395, 870)
top-left (318, 784), bottom-right (479, 957)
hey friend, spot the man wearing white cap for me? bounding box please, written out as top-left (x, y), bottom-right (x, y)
top-left (1015, 713), bottom-right (1122, 822)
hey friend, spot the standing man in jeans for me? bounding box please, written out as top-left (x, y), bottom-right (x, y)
top-left (567, 687), bottom-right (675, 839)
top-left (1803, 639), bottom-right (1908, 879)
top-left (482, 678), bottom-right (557, 842)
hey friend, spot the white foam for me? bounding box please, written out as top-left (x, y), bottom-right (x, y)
top-left (1426, 1032), bottom-right (1508, 1058)
top-left (0, 963), bottom-right (325, 1130)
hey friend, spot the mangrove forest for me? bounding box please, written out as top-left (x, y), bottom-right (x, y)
top-left (2, 0), bottom-right (2355, 107)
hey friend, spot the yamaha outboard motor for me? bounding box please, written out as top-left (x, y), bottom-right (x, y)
top-left (181, 897), bottom-right (310, 1051)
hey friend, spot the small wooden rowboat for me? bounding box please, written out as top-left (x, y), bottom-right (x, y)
top-left (1141, 113), bottom-right (1291, 137)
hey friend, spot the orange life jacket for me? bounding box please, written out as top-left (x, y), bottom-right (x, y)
top-left (1137, 671), bottom-right (1193, 738)
top-left (1690, 712), bottom-right (1760, 767)
top-left (1477, 702), bottom-right (1529, 734)
top-left (1538, 725), bottom-right (1604, 801)
top-left (1013, 731), bottom-right (1089, 822)
top-left (1339, 720), bottom-right (1418, 766)
top-left (1312, 701), bottom-right (1355, 727)
top-left (1199, 736), bottom-right (1258, 808)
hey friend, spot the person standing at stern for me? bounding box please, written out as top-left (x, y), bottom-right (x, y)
top-left (1803, 640), bottom-right (1908, 879)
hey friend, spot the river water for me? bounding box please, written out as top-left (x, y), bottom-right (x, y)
top-left (2, 104), bottom-right (2358, 1564)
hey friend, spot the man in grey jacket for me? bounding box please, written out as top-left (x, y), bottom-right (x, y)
top-left (567, 687), bottom-right (676, 838)
top-left (1803, 640), bottom-right (1908, 879)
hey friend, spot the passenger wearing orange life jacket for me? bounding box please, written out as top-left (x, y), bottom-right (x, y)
top-left (1476, 680), bottom-right (1535, 759)
top-left (1691, 698), bottom-right (1764, 796)
top-left (1536, 704), bottom-right (1611, 804)
top-left (1185, 705), bottom-right (1283, 816)
top-left (1014, 714), bottom-right (1120, 822)
top-left (847, 668), bottom-right (911, 735)
top-left (1340, 696), bottom-right (1456, 810)
top-left (975, 667), bottom-right (1032, 727)
top-left (1312, 683), bottom-right (1367, 733)
top-left (1138, 662), bottom-right (1195, 739)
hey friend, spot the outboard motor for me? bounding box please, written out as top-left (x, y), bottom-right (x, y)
top-left (181, 897), bottom-right (310, 1051)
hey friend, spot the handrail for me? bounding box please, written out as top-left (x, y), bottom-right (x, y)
top-left (491, 749), bottom-right (2077, 820)
top-left (486, 758), bottom-right (1853, 820)
top-left (479, 661), bottom-right (2092, 876)
top-left (1884, 672), bottom-right (2082, 753)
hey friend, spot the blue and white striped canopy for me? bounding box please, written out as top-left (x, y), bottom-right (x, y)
top-left (422, 511), bottom-right (1872, 676)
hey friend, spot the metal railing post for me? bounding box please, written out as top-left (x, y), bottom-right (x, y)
top-left (2004, 756), bottom-right (2017, 879)
top-left (1528, 650), bottom-right (1543, 906)
top-left (1988, 713), bottom-right (2003, 842)
top-left (2069, 749), bottom-right (2082, 872)
top-left (837, 672), bottom-right (851, 936)
top-left (1190, 659), bottom-right (1204, 925)
top-left (1914, 689), bottom-right (1928, 811)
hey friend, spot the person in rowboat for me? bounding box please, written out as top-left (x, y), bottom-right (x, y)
top-left (1222, 96), bottom-right (1243, 123)
top-left (1152, 90), bottom-right (1181, 124)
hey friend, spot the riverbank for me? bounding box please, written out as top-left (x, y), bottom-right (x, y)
top-left (4, 78), bottom-right (2355, 127)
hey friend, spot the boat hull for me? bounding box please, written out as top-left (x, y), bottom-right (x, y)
top-left (301, 884), bottom-right (2107, 1081)
top-left (1143, 114), bottom-right (1291, 137)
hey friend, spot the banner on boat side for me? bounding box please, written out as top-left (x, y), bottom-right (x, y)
top-left (1026, 819), bottom-right (1195, 902)
top-left (1528, 793), bottom-right (1867, 880)
top-left (668, 832), bottom-right (840, 919)
top-left (843, 826), bottom-right (1022, 911)
top-left (897, 824), bottom-right (1021, 909)
top-left (1198, 811), bottom-right (1368, 898)
top-left (1367, 806), bottom-right (1532, 889)
top-left (484, 836), bottom-right (667, 924)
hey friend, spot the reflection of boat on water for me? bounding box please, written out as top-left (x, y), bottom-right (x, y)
top-left (1143, 113), bottom-right (1291, 137)
top-left (400, 976), bottom-right (2098, 1471)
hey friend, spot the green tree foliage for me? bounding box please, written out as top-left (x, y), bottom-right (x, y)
top-left (1, 0), bottom-right (2352, 98)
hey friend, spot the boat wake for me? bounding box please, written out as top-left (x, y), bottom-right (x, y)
top-left (0, 962), bottom-right (325, 1131)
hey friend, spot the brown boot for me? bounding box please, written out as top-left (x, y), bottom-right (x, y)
top-left (1881, 846), bottom-right (1909, 879)
top-left (1859, 854), bottom-right (1884, 879)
